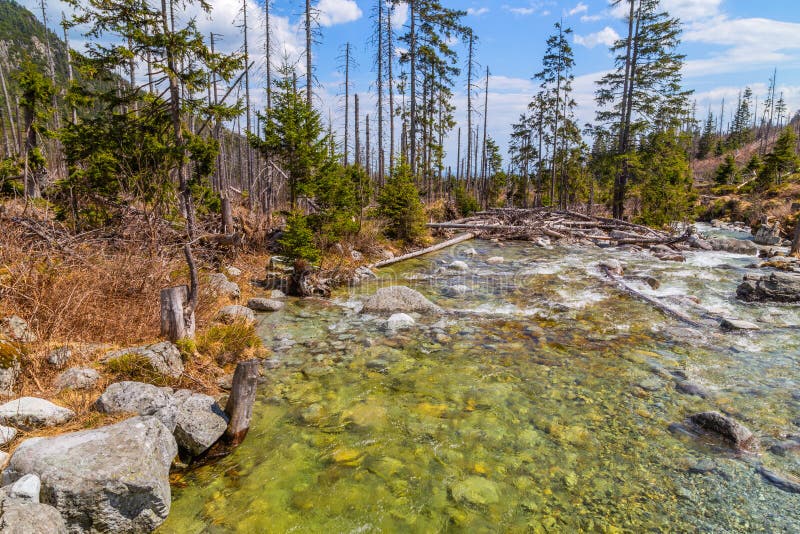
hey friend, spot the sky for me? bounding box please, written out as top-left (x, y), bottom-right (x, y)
top-left (21, 0), bottom-right (800, 168)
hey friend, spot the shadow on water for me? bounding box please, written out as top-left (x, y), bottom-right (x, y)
top-left (161, 239), bottom-right (800, 533)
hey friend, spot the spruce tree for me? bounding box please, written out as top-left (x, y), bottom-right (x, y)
top-left (759, 126), bottom-right (799, 188)
top-left (377, 160), bottom-right (427, 243)
top-left (714, 154), bottom-right (737, 185)
top-left (15, 61), bottom-right (53, 198)
top-left (696, 111), bottom-right (715, 159)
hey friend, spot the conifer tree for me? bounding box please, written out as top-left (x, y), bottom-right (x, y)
top-left (15, 61), bottom-right (53, 198)
top-left (377, 160), bottom-right (427, 243)
top-left (696, 111), bottom-right (715, 159)
top-left (759, 126), bottom-right (799, 188)
top-left (715, 154), bottom-right (737, 185)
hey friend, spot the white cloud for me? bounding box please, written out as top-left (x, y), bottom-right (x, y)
top-left (391, 2), bottom-right (409, 29)
top-left (662, 0), bottom-right (721, 22)
top-left (567, 2), bottom-right (588, 17)
top-left (467, 7), bottom-right (490, 17)
top-left (315, 0), bottom-right (362, 27)
top-left (574, 27), bottom-right (619, 49)
top-left (504, 4), bottom-right (537, 16)
top-left (580, 14), bottom-right (603, 22)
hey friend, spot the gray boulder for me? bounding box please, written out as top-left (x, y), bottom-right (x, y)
top-left (361, 286), bottom-right (442, 315)
top-left (0, 316), bottom-right (36, 343)
top-left (688, 235), bottom-right (713, 250)
top-left (46, 346), bottom-right (72, 368)
top-left (247, 298), bottom-right (285, 312)
top-left (102, 341), bottom-right (184, 378)
top-left (8, 474), bottom-right (40, 502)
top-left (737, 272), bottom-right (800, 303)
top-left (55, 367), bottom-right (100, 391)
top-left (216, 305), bottom-right (256, 324)
top-left (3, 416), bottom-right (177, 533)
top-left (0, 492), bottom-right (67, 533)
top-left (687, 411), bottom-right (759, 451)
top-left (269, 289), bottom-right (287, 299)
top-left (95, 381), bottom-right (178, 431)
top-left (448, 260), bottom-right (469, 272)
top-left (486, 256), bottom-right (505, 265)
top-left (0, 398), bottom-right (75, 429)
top-left (754, 222), bottom-right (782, 246)
top-left (720, 318), bottom-right (760, 331)
top-left (208, 272), bottom-right (241, 300)
top-left (708, 238), bottom-right (759, 255)
top-left (173, 392), bottom-right (228, 456)
top-left (599, 259), bottom-right (624, 276)
top-left (386, 313), bottom-right (415, 332)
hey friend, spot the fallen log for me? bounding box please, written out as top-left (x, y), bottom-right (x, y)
top-left (601, 266), bottom-right (702, 328)
top-left (426, 223), bottom-right (525, 231)
top-left (371, 232), bottom-right (477, 269)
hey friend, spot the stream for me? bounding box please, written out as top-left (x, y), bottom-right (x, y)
top-left (161, 227), bottom-right (800, 533)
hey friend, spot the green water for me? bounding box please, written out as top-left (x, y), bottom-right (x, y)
top-left (161, 238), bottom-right (800, 533)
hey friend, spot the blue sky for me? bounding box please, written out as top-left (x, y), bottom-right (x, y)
top-left (24, 0), bottom-right (800, 166)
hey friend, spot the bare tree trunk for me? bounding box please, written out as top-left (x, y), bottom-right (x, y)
top-left (354, 93), bottom-right (360, 167)
top-left (63, 13), bottom-right (78, 124)
top-left (344, 42), bottom-right (350, 166)
top-left (387, 4), bottom-right (394, 170)
top-left (791, 219), bottom-right (800, 256)
top-left (481, 66), bottom-right (489, 208)
top-left (408, 0), bottom-right (417, 176)
top-left (160, 286), bottom-right (196, 341)
top-left (365, 113), bottom-right (370, 177)
top-left (376, 0), bottom-right (384, 184)
top-left (0, 60), bottom-right (19, 153)
top-left (466, 32), bottom-right (473, 190)
top-left (264, 0), bottom-right (273, 215)
top-left (456, 127), bottom-right (461, 181)
top-left (305, 0), bottom-right (312, 108)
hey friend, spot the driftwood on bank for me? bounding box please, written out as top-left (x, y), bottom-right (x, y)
top-left (371, 232), bottom-right (477, 269)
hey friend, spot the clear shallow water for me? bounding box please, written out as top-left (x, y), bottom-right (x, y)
top-left (161, 239), bottom-right (800, 533)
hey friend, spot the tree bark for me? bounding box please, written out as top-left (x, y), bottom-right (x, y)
top-left (160, 285), bottom-right (196, 341)
top-left (791, 219), bottom-right (800, 256)
top-left (305, 0), bottom-right (312, 107)
top-left (223, 359), bottom-right (260, 447)
top-left (409, 0), bottom-right (417, 175)
top-left (387, 4), bottom-right (394, 170)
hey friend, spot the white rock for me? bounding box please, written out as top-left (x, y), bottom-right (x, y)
top-left (0, 316), bottom-right (36, 342)
top-left (449, 260), bottom-right (470, 272)
top-left (54, 367), bottom-right (100, 391)
top-left (444, 284), bottom-right (472, 296)
top-left (720, 318), bottom-right (760, 331)
top-left (462, 247), bottom-right (477, 257)
top-left (208, 273), bottom-right (241, 299)
top-left (486, 256), bottom-right (505, 264)
top-left (225, 266), bottom-right (242, 277)
top-left (361, 286), bottom-right (442, 315)
top-left (0, 451), bottom-right (8, 467)
top-left (0, 425), bottom-right (18, 446)
top-left (386, 313), bottom-right (415, 331)
top-left (599, 259), bottom-right (624, 276)
top-left (0, 398), bottom-right (75, 429)
top-left (0, 493), bottom-right (67, 532)
top-left (46, 346), bottom-right (72, 368)
top-left (9, 473), bottom-right (40, 502)
top-left (247, 298), bottom-right (285, 312)
top-left (269, 289), bottom-right (287, 299)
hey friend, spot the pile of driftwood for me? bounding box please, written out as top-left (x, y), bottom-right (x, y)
top-left (427, 208), bottom-right (681, 246)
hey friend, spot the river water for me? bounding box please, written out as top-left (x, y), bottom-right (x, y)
top-left (161, 229), bottom-right (800, 533)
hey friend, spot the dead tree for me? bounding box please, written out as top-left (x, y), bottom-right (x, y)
top-left (223, 359), bottom-right (260, 446)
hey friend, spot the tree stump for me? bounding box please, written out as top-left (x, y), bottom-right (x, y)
top-left (160, 285), bottom-right (196, 341)
top-left (221, 196), bottom-right (234, 234)
top-left (223, 359), bottom-right (260, 447)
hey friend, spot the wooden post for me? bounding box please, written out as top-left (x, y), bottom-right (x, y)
top-left (224, 359), bottom-right (260, 447)
top-left (160, 285), bottom-right (195, 341)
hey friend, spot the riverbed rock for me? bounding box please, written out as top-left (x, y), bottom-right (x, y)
top-left (708, 238), bottom-right (759, 255)
top-left (449, 260), bottom-right (470, 272)
top-left (486, 256), bottom-right (505, 265)
top-left (758, 466), bottom-right (800, 493)
top-left (352, 266), bottom-right (378, 283)
top-left (687, 411), bottom-right (759, 451)
top-left (719, 318), bottom-right (760, 331)
top-left (103, 341), bottom-right (184, 378)
top-left (172, 392), bottom-right (228, 457)
top-left (2, 416), bottom-right (177, 532)
top-left (0, 492), bottom-right (67, 533)
top-left (270, 289), bottom-right (287, 299)
top-left (361, 286), bottom-right (443, 315)
top-left (208, 272), bottom-right (241, 300)
top-left (599, 259), bottom-right (624, 276)
top-left (247, 298), bottom-right (285, 312)
top-left (46, 346), bottom-right (72, 368)
top-left (675, 380), bottom-right (711, 399)
top-left (450, 476), bottom-right (500, 505)
top-left (444, 284), bottom-right (472, 296)
top-left (386, 313), bottom-right (415, 332)
top-left (216, 305), bottom-right (256, 324)
top-left (754, 222), bottom-right (782, 246)
top-left (0, 397), bottom-right (74, 429)
top-left (55, 367), bottom-right (100, 391)
top-left (95, 381), bottom-right (178, 431)
top-left (8, 474), bottom-right (40, 502)
top-left (736, 272), bottom-right (800, 303)
top-left (0, 316), bottom-right (36, 343)
top-left (688, 235), bottom-right (713, 250)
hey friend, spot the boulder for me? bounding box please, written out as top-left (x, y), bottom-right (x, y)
top-left (269, 289), bottom-right (287, 299)
top-left (95, 381), bottom-right (178, 431)
top-left (0, 398), bottom-right (74, 429)
top-left (216, 305), bottom-right (256, 324)
top-left (462, 247), bottom-right (477, 257)
top-left (687, 411), bottom-right (759, 451)
top-left (172, 391), bottom-right (228, 457)
top-left (444, 284), bottom-right (472, 296)
top-left (0, 316), bottom-right (36, 343)
top-left (208, 273), bottom-right (240, 300)
top-left (449, 260), bottom-right (469, 272)
top-left (103, 341), bottom-right (184, 378)
top-left (247, 298), bottom-right (285, 312)
top-left (46, 346), bottom-right (72, 368)
top-left (8, 474), bottom-right (40, 502)
top-left (754, 222), bottom-right (782, 246)
top-left (0, 344), bottom-right (20, 397)
top-left (719, 318), bottom-right (760, 331)
top-left (599, 259), bottom-right (624, 276)
top-left (2, 416), bottom-right (177, 533)
top-left (361, 286), bottom-right (443, 315)
top-left (708, 238), bottom-right (759, 255)
top-left (688, 235), bottom-right (713, 250)
top-left (0, 425), bottom-right (17, 446)
top-left (736, 272), bottom-right (800, 303)
top-left (352, 266), bottom-right (378, 283)
top-left (54, 367), bottom-right (100, 391)
top-left (0, 493), bottom-right (67, 533)
top-left (386, 313), bottom-right (415, 332)
top-left (675, 381), bottom-right (711, 399)
top-left (486, 256), bottom-right (505, 265)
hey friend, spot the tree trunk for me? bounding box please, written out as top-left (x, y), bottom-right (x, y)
top-left (0, 64), bottom-right (18, 154)
top-left (355, 93), bottom-right (360, 167)
top-left (160, 285), bottom-right (196, 341)
top-left (409, 0), bottom-right (417, 175)
top-left (376, 0), bottom-right (384, 184)
top-left (305, 0), bottom-right (312, 107)
top-left (223, 359), bottom-right (260, 446)
top-left (221, 196), bottom-right (234, 234)
top-left (344, 42), bottom-right (350, 166)
top-left (466, 33), bottom-right (473, 190)
top-left (387, 5), bottom-right (394, 170)
top-left (791, 219), bottom-right (800, 256)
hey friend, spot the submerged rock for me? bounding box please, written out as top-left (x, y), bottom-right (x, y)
top-left (361, 286), bottom-right (443, 315)
top-left (386, 313), bottom-right (415, 331)
top-left (758, 466), bottom-right (800, 493)
top-left (719, 318), bottom-right (760, 331)
top-left (486, 256), bottom-right (505, 265)
top-left (687, 411), bottom-right (759, 451)
top-left (599, 259), bottom-right (624, 276)
top-left (675, 381), bottom-right (711, 399)
top-left (0, 397), bottom-right (75, 429)
top-left (103, 341), bottom-right (184, 378)
top-left (450, 476), bottom-right (500, 505)
top-left (449, 260), bottom-right (470, 272)
top-left (708, 238), bottom-right (758, 256)
top-left (2, 416), bottom-right (177, 533)
top-left (736, 272), bottom-right (800, 303)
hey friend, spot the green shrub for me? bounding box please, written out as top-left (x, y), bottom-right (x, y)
top-left (279, 211), bottom-right (321, 263)
top-left (453, 184), bottom-right (479, 216)
top-left (377, 162), bottom-right (427, 244)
